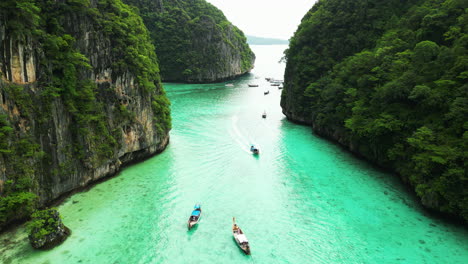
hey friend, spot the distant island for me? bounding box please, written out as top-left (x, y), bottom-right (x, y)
top-left (247, 35), bottom-right (289, 45)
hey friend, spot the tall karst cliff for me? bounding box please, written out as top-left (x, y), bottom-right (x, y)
top-left (0, 0), bottom-right (171, 230)
top-left (282, 0), bottom-right (467, 223)
top-left (124, 0), bottom-right (255, 83)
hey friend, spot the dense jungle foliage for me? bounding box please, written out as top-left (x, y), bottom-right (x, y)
top-left (0, 0), bottom-right (170, 229)
top-left (283, 0), bottom-right (467, 222)
top-left (27, 208), bottom-right (65, 244)
top-left (124, 0), bottom-right (255, 82)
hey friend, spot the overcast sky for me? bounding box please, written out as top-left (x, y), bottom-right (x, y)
top-left (205, 0), bottom-right (318, 40)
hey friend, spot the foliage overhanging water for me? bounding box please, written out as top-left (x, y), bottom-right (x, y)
top-left (1, 45), bottom-right (467, 264)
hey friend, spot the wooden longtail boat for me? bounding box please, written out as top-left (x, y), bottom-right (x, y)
top-left (188, 204), bottom-right (201, 230)
top-left (232, 217), bottom-right (251, 255)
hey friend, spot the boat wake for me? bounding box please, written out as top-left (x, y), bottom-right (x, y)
top-left (229, 115), bottom-right (260, 154)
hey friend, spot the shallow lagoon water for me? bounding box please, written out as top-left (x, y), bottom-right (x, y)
top-left (1, 45), bottom-right (467, 264)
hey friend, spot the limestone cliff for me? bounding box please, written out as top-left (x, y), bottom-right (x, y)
top-left (124, 0), bottom-right (255, 83)
top-left (0, 0), bottom-right (171, 230)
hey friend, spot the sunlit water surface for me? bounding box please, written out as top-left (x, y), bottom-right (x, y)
top-left (1, 45), bottom-right (467, 264)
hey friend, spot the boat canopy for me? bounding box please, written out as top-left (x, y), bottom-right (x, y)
top-left (237, 234), bottom-right (248, 243)
top-left (191, 210), bottom-right (201, 216)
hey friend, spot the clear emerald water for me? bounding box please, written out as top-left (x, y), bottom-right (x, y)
top-left (1, 45), bottom-right (467, 264)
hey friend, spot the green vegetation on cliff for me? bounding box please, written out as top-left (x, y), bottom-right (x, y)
top-left (283, 0), bottom-right (467, 222)
top-left (123, 0), bottom-right (255, 82)
top-left (28, 208), bottom-right (61, 242)
top-left (27, 208), bottom-right (69, 249)
top-left (0, 0), bottom-right (170, 229)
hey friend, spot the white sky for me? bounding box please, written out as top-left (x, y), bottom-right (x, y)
top-left (205, 0), bottom-right (318, 40)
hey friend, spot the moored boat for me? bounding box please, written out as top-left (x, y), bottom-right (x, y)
top-left (225, 83), bottom-right (234, 87)
top-left (262, 111), bottom-right (267, 118)
top-left (278, 86), bottom-right (283, 90)
top-left (248, 84), bottom-right (259, 87)
top-left (232, 217), bottom-right (251, 255)
top-left (264, 90), bottom-right (269, 95)
top-left (188, 204), bottom-right (202, 230)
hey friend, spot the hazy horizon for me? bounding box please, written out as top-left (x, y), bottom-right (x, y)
top-left (205, 0), bottom-right (318, 40)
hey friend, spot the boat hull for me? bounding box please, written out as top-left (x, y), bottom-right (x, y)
top-left (233, 225), bottom-right (250, 255)
top-left (233, 235), bottom-right (250, 254)
top-left (188, 215), bottom-right (200, 230)
top-left (188, 208), bottom-right (201, 230)
top-left (188, 219), bottom-right (199, 230)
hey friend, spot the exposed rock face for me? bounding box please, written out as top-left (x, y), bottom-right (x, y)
top-left (183, 15), bottom-right (254, 83)
top-left (123, 0), bottom-right (255, 83)
top-left (28, 209), bottom-right (70, 249)
top-left (0, 37), bottom-right (36, 84)
top-left (280, 99), bottom-right (314, 126)
top-left (0, 0), bottom-right (170, 230)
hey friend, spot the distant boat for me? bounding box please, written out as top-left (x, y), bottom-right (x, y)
top-left (269, 79), bottom-right (283, 83)
top-left (188, 204), bottom-right (202, 230)
top-left (248, 84), bottom-right (259, 87)
top-left (250, 145), bottom-right (259, 155)
top-left (225, 83), bottom-right (234, 87)
top-left (265, 77), bottom-right (272, 81)
top-left (264, 90), bottom-right (269, 95)
top-left (262, 111), bottom-right (267, 118)
top-left (278, 86), bottom-right (283, 90)
top-left (271, 83), bottom-right (280, 86)
top-left (232, 217), bottom-right (251, 255)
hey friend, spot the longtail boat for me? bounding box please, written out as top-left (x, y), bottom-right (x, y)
top-left (188, 204), bottom-right (201, 230)
top-left (232, 217), bottom-right (251, 255)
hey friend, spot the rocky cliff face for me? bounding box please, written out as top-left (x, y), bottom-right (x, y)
top-left (0, 0), bottom-right (171, 230)
top-left (182, 15), bottom-right (254, 82)
top-left (124, 0), bottom-right (255, 83)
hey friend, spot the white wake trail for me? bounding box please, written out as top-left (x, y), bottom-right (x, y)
top-left (229, 115), bottom-right (252, 153)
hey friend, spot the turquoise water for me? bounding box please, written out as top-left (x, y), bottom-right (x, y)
top-left (1, 45), bottom-right (467, 264)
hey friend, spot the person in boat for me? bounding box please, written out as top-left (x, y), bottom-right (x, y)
top-left (250, 145), bottom-right (259, 154)
top-left (233, 223), bottom-right (239, 232)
